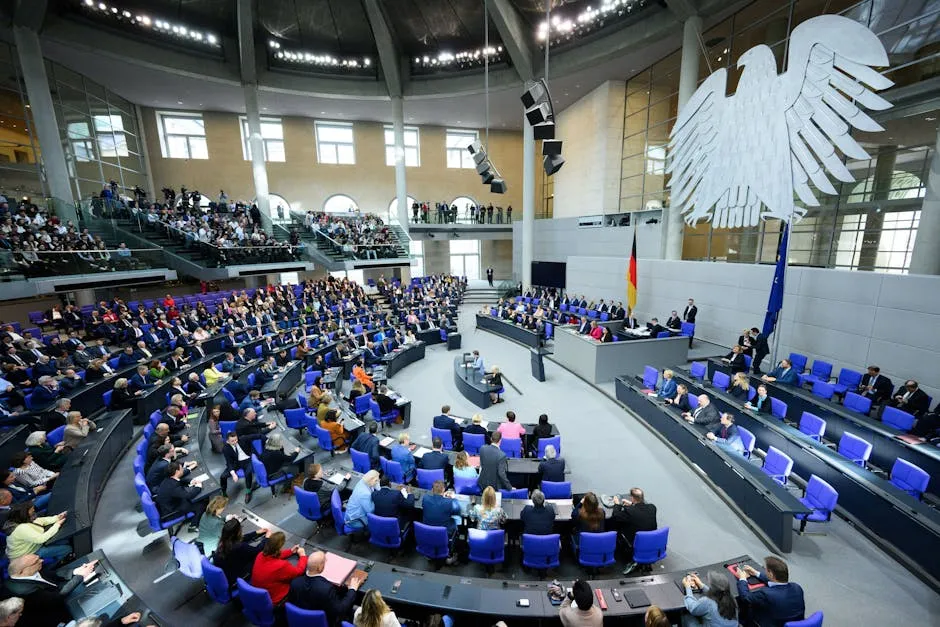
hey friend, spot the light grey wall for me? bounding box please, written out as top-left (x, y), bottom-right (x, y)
top-left (565, 256), bottom-right (940, 400)
top-left (422, 238), bottom-right (513, 278)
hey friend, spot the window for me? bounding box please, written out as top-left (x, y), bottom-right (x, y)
top-left (240, 117), bottom-right (286, 162)
top-left (93, 115), bottom-right (128, 157)
top-left (449, 239), bottom-right (480, 280)
top-left (410, 240), bottom-right (425, 277)
top-left (389, 196), bottom-right (417, 219)
top-left (324, 194), bottom-right (358, 214)
top-left (315, 121), bottom-right (355, 164)
top-left (645, 145), bottom-right (666, 175)
top-left (67, 121), bottom-right (95, 162)
top-left (446, 129), bottom-right (478, 169)
top-left (331, 270), bottom-right (364, 284)
top-left (156, 112), bottom-right (208, 159)
top-left (384, 126), bottom-right (420, 167)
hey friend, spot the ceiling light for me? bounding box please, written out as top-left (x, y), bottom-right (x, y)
top-left (98, 3), bottom-right (106, 10)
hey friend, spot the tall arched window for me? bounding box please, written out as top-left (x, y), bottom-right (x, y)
top-left (451, 196), bottom-right (477, 210)
top-left (388, 195), bottom-right (417, 217)
top-left (323, 194), bottom-right (359, 214)
top-left (251, 193), bottom-right (292, 221)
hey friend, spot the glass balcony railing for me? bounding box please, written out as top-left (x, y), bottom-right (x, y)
top-left (0, 248), bottom-right (165, 279)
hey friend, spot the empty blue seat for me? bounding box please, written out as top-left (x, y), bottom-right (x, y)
top-left (379, 457), bottom-right (405, 484)
top-left (842, 392), bottom-right (872, 415)
top-left (367, 514), bottom-right (410, 551)
top-left (314, 424), bottom-right (335, 456)
top-left (294, 486), bottom-right (325, 523)
top-left (832, 368), bottom-right (863, 396)
top-left (761, 447), bottom-right (794, 485)
top-left (284, 408), bottom-right (306, 431)
top-left (500, 488), bottom-right (529, 499)
top-left (784, 611), bottom-right (824, 627)
top-left (541, 481), bottom-right (571, 499)
top-left (633, 527), bottom-right (669, 571)
top-left (201, 557), bottom-right (237, 605)
top-left (881, 407), bottom-right (915, 432)
top-left (798, 412), bottom-right (826, 441)
top-left (738, 427), bottom-right (755, 459)
top-left (642, 366), bottom-right (659, 390)
top-left (499, 438), bottom-right (522, 458)
top-left (431, 427), bottom-right (454, 450)
top-left (576, 531), bottom-right (617, 571)
top-left (414, 522), bottom-right (451, 561)
top-left (680, 322), bottom-right (695, 338)
top-left (712, 370), bottom-right (731, 390)
top-left (689, 362), bottom-right (707, 380)
top-left (353, 393), bottom-right (372, 417)
top-left (454, 475), bottom-right (481, 495)
top-left (46, 425), bottom-right (66, 446)
top-left (803, 360), bottom-right (833, 386)
top-left (417, 468), bottom-right (444, 490)
top-left (522, 533), bottom-right (560, 572)
top-left (350, 448), bottom-right (371, 474)
top-left (795, 475), bottom-right (838, 533)
top-left (811, 380), bottom-right (835, 401)
top-left (285, 604), bottom-right (328, 627)
top-left (770, 398), bottom-right (788, 420)
top-left (236, 578), bottom-right (275, 627)
top-left (837, 433), bottom-right (872, 468)
top-left (889, 458), bottom-right (930, 500)
top-left (468, 529), bottom-right (505, 569)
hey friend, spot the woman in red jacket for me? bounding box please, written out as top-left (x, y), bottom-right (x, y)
top-left (250, 531), bottom-right (307, 605)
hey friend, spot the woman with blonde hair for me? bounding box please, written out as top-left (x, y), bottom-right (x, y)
top-left (197, 495), bottom-right (230, 555)
top-left (316, 392), bottom-right (334, 423)
top-left (470, 486), bottom-right (506, 530)
top-left (348, 379), bottom-right (367, 407)
top-left (728, 371), bottom-right (751, 400)
top-left (453, 451), bottom-right (478, 479)
top-left (656, 369), bottom-right (677, 399)
top-left (354, 589), bottom-right (400, 627)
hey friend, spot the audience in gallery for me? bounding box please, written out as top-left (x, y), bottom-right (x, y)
top-left (302, 210), bottom-right (401, 259)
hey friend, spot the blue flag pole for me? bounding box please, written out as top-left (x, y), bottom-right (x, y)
top-left (768, 220), bottom-right (791, 367)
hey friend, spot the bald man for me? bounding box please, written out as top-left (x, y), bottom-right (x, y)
top-left (287, 550), bottom-right (362, 625)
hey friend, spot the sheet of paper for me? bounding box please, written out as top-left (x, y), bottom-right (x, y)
top-left (190, 473), bottom-right (210, 484)
top-left (379, 436), bottom-right (394, 447)
top-left (327, 473), bottom-right (345, 485)
top-left (412, 447), bottom-right (429, 458)
top-left (479, 421), bottom-right (489, 429)
top-left (321, 553), bottom-right (357, 586)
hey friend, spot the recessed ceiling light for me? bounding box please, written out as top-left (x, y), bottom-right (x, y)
top-left (320, 111), bottom-right (326, 114)
top-left (177, 100), bottom-right (183, 105)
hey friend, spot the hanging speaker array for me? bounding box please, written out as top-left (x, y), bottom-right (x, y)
top-left (468, 140), bottom-right (507, 194)
top-left (521, 78), bottom-right (565, 176)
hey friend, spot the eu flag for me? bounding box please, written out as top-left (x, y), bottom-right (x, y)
top-left (762, 224), bottom-right (789, 337)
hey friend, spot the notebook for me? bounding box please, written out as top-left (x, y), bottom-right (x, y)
top-left (327, 472), bottom-right (345, 485)
top-left (321, 553), bottom-right (357, 586)
top-left (379, 436), bottom-right (395, 447)
top-left (190, 473), bottom-right (210, 484)
top-left (413, 447), bottom-right (429, 458)
top-left (624, 588), bottom-right (650, 608)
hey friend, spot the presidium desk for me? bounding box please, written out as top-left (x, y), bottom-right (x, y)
top-left (553, 327), bottom-right (690, 384)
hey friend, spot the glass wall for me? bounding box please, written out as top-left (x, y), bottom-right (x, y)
top-left (0, 43), bottom-right (43, 199)
top-left (621, 0), bottom-right (940, 273)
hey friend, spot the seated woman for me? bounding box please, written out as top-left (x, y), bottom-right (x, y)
top-left (485, 366), bottom-right (504, 404)
top-left (656, 369), bottom-right (677, 399)
top-left (599, 327), bottom-right (614, 343)
top-left (63, 412), bottom-right (96, 450)
top-left (682, 571), bottom-right (739, 627)
top-left (307, 377), bottom-right (326, 408)
top-left (212, 518), bottom-right (271, 585)
top-left (3, 501), bottom-right (71, 564)
top-left (403, 329), bottom-right (418, 345)
top-left (453, 451), bottom-right (478, 480)
top-left (319, 408), bottom-right (350, 452)
top-left (260, 433), bottom-right (295, 491)
top-left (469, 486), bottom-right (506, 531)
top-left (149, 359), bottom-right (171, 380)
top-left (351, 359), bottom-right (374, 390)
top-left (197, 495), bottom-right (230, 556)
top-left (728, 372), bottom-right (751, 400)
top-left (390, 433), bottom-right (417, 483)
top-left (664, 383), bottom-right (691, 411)
top-left (571, 491), bottom-right (605, 546)
top-left (251, 532), bottom-right (307, 606)
top-left (109, 377), bottom-right (139, 409)
top-left (10, 451), bottom-right (57, 491)
top-left (302, 463), bottom-right (349, 515)
top-left (347, 379), bottom-right (367, 407)
top-left (316, 393), bottom-right (334, 423)
top-left (24, 431), bottom-right (68, 471)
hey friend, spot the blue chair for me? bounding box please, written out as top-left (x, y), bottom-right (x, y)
top-left (545, 322), bottom-right (554, 339)
top-left (353, 393), bottom-right (372, 418)
top-left (761, 447), bottom-right (794, 485)
top-left (499, 437), bottom-right (522, 458)
top-left (350, 448), bottom-right (371, 474)
top-left (108, 357), bottom-right (120, 370)
top-left (371, 399), bottom-right (397, 426)
top-left (314, 424), bottom-right (335, 456)
top-left (134, 473), bottom-right (150, 499)
top-left (46, 425), bottom-right (66, 446)
top-left (788, 353), bottom-right (808, 373)
top-left (141, 492), bottom-right (193, 536)
top-left (417, 468), bottom-right (444, 490)
top-left (803, 360), bottom-right (833, 386)
top-left (743, 355), bottom-right (752, 372)
top-left (795, 475), bottom-right (838, 533)
top-left (537, 436), bottom-right (561, 458)
top-left (798, 412), bottom-right (826, 441)
top-left (250, 454), bottom-right (294, 497)
top-left (811, 381), bottom-right (835, 401)
top-left (201, 557), bottom-right (237, 605)
top-left (522, 533), bottom-right (560, 574)
top-left (285, 604), bottom-right (328, 627)
top-left (500, 488), bottom-right (529, 499)
top-left (882, 407), bottom-right (915, 432)
top-left (680, 322), bottom-right (695, 339)
top-left (294, 486), bottom-right (325, 523)
top-left (171, 536), bottom-right (203, 579)
top-left (632, 527), bottom-right (669, 572)
top-left (414, 522), bottom-right (451, 561)
top-left (222, 388), bottom-right (236, 405)
top-left (453, 475), bottom-right (481, 495)
top-left (330, 490), bottom-right (355, 537)
top-left (236, 578), bottom-right (275, 627)
top-left (247, 373), bottom-right (257, 389)
top-left (541, 481), bottom-right (571, 499)
top-left (837, 433), bottom-right (872, 468)
top-left (689, 362), bottom-right (707, 380)
top-left (832, 369), bottom-right (863, 396)
top-left (576, 531), bottom-right (617, 572)
top-left (687, 394), bottom-right (699, 410)
top-left (368, 514), bottom-right (410, 551)
top-left (149, 410), bottom-right (162, 427)
top-left (463, 432), bottom-right (485, 455)
top-left (770, 398), bottom-right (788, 420)
top-left (379, 457), bottom-right (405, 483)
top-left (656, 331), bottom-right (671, 338)
top-left (102, 390), bottom-right (113, 408)
top-left (889, 458), bottom-right (930, 500)
top-left (220, 420), bottom-right (237, 438)
top-left (468, 529), bottom-right (504, 570)
top-left (642, 366), bottom-right (659, 390)
top-left (738, 427), bottom-right (755, 459)
top-left (284, 408), bottom-right (307, 432)
top-left (431, 427), bottom-right (454, 451)
top-left (711, 370), bottom-right (731, 390)
top-left (842, 392), bottom-right (872, 415)
top-left (785, 611), bottom-right (824, 627)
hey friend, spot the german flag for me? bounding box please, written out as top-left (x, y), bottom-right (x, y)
top-left (627, 228), bottom-right (638, 316)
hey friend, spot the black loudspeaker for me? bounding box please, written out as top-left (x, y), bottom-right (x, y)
top-left (525, 102), bottom-right (551, 126)
top-left (533, 121), bottom-right (555, 141)
top-left (542, 139), bottom-right (562, 156)
top-left (472, 150), bottom-right (488, 165)
top-left (467, 140), bottom-right (483, 155)
top-left (543, 154), bottom-right (565, 176)
top-left (481, 170), bottom-right (496, 184)
top-left (476, 160), bottom-right (492, 175)
top-left (520, 81), bottom-right (547, 108)
top-left (490, 179), bottom-right (507, 194)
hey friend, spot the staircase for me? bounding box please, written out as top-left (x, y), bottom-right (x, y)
top-left (462, 285), bottom-right (502, 305)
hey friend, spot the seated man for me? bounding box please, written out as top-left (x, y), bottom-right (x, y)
top-left (890, 380), bottom-right (930, 417)
top-left (287, 550), bottom-right (362, 626)
top-left (761, 359), bottom-right (799, 386)
top-left (129, 365), bottom-right (154, 393)
top-left (349, 422), bottom-right (381, 470)
top-left (371, 476), bottom-right (415, 525)
top-left (612, 488), bottom-right (658, 575)
top-left (419, 437), bottom-right (450, 476)
top-left (433, 404), bottom-right (463, 449)
top-left (374, 384), bottom-right (399, 421)
top-left (682, 395), bottom-right (721, 430)
top-left (646, 318), bottom-right (667, 337)
top-left (520, 489), bottom-right (556, 535)
top-left (154, 461), bottom-right (204, 532)
top-left (421, 480), bottom-right (461, 537)
top-left (705, 413), bottom-right (745, 454)
top-left (735, 556), bottom-right (805, 626)
top-left (856, 365), bottom-right (893, 405)
top-left (538, 445), bottom-right (566, 482)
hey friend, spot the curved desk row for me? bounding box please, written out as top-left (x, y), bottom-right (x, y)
top-left (476, 314), bottom-right (542, 349)
top-left (672, 370), bottom-right (940, 589)
top-left (706, 358), bottom-right (940, 499)
top-left (453, 356), bottom-right (500, 409)
top-left (380, 341), bottom-right (427, 378)
top-left (554, 327), bottom-right (689, 384)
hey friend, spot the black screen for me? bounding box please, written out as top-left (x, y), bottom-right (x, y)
top-left (531, 261), bottom-right (566, 289)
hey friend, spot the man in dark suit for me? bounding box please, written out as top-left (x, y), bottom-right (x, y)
top-left (421, 480), bottom-right (461, 536)
top-left (154, 462), bottom-right (204, 531)
top-left (857, 366), bottom-right (893, 404)
top-left (39, 398), bottom-right (71, 432)
top-left (891, 380), bottom-right (930, 416)
top-left (762, 359), bottom-right (799, 386)
top-left (29, 377), bottom-right (60, 408)
top-left (129, 365), bottom-right (154, 393)
top-left (287, 551), bottom-right (362, 626)
top-left (189, 341), bottom-right (207, 360)
top-left (683, 298), bottom-right (697, 323)
top-left (371, 476), bottom-right (415, 524)
top-left (750, 327), bottom-right (770, 375)
top-left (5, 553), bottom-right (95, 627)
top-left (735, 556), bottom-right (805, 626)
top-left (146, 445), bottom-right (195, 490)
top-left (682, 395), bottom-right (721, 430)
top-left (613, 488), bottom-right (659, 575)
top-left (220, 431), bottom-right (254, 503)
top-left (576, 317), bottom-right (591, 335)
top-left (433, 404), bottom-right (463, 450)
top-left (235, 408), bottom-right (275, 455)
top-left (478, 431), bottom-right (512, 491)
top-left (538, 444), bottom-right (565, 482)
top-left (419, 437), bottom-right (450, 475)
top-left (646, 318), bottom-right (667, 337)
top-left (350, 422), bottom-right (381, 470)
top-left (666, 311), bottom-right (682, 330)
top-left (519, 489), bottom-right (556, 535)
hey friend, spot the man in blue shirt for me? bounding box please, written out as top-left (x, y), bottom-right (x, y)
top-left (350, 423), bottom-right (381, 470)
top-left (706, 413), bottom-right (745, 455)
top-left (421, 480), bottom-right (460, 535)
top-left (471, 350), bottom-right (484, 375)
top-left (344, 470), bottom-right (379, 530)
top-left (762, 358), bottom-right (799, 386)
top-left (735, 556), bottom-right (805, 626)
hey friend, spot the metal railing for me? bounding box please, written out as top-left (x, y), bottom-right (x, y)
top-left (406, 207), bottom-right (514, 225)
top-left (0, 247), bottom-right (163, 278)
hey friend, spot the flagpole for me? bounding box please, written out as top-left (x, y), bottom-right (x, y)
top-left (769, 216), bottom-right (793, 367)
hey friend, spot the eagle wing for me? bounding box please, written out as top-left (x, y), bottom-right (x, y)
top-left (666, 68), bottom-right (728, 225)
top-left (781, 15), bottom-right (894, 207)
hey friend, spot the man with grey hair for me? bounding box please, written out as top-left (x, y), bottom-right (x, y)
top-left (29, 375), bottom-right (59, 408)
top-left (520, 488), bottom-right (556, 535)
top-left (40, 397), bottom-right (70, 432)
top-left (613, 487), bottom-right (659, 575)
top-left (5, 553), bottom-right (95, 624)
top-left (0, 597), bottom-right (23, 626)
top-left (538, 444), bottom-right (566, 483)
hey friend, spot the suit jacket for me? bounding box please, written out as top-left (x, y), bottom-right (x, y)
top-left (29, 385), bottom-right (59, 407)
top-left (751, 395), bottom-right (773, 414)
top-left (859, 373), bottom-right (893, 402)
top-left (154, 476), bottom-right (200, 514)
top-left (768, 366), bottom-right (799, 386)
top-left (736, 575), bottom-right (805, 627)
top-left (288, 575), bottom-right (356, 626)
top-left (894, 387), bottom-right (930, 416)
top-left (478, 444), bottom-right (511, 490)
top-left (610, 502), bottom-right (657, 543)
top-left (577, 321), bottom-right (591, 335)
top-left (3, 573), bottom-right (81, 627)
top-left (538, 457), bottom-right (566, 482)
top-left (350, 432), bottom-right (380, 469)
top-left (666, 315), bottom-right (682, 330)
top-left (691, 403), bottom-right (721, 428)
top-left (420, 450), bottom-right (449, 472)
top-left (726, 352), bottom-right (748, 374)
top-left (372, 486), bottom-right (415, 521)
top-left (222, 441), bottom-right (250, 473)
top-left (433, 414), bottom-right (462, 440)
top-left (683, 305), bottom-right (697, 323)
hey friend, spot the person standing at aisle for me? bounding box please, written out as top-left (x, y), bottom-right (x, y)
top-left (486, 267), bottom-right (494, 286)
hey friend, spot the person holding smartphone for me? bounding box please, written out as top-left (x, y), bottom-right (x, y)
top-left (559, 579), bottom-right (602, 627)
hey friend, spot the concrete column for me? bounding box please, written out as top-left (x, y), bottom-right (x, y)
top-left (857, 145), bottom-right (895, 271)
top-left (243, 83), bottom-right (273, 234)
top-left (664, 15), bottom-right (702, 261)
top-left (392, 96), bottom-right (409, 231)
top-left (12, 26), bottom-right (77, 222)
top-left (72, 289), bottom-right (96, 308)
top-left (910, 131), bottom-right (940, 275)
top-left (522, 114), bottom-right (535, 289)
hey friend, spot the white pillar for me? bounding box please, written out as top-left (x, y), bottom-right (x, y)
top-left (13, 26), bottom-right (77, 222)
top-left (664, 15), bottom-right (702, 261)
top-left (522, 115), bottom-right (535, 289)
top-left (243, 83), bottom-right (273, 233)
top-left (392, 96), bottom-right (409, 231)
top-left (910, 130), bottom-right (940, 275)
